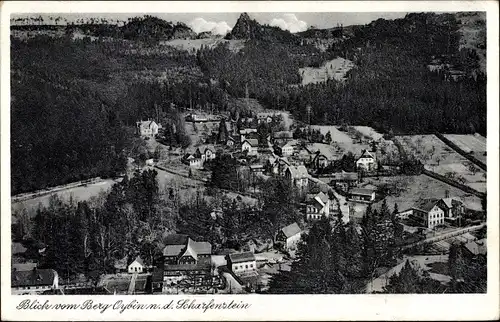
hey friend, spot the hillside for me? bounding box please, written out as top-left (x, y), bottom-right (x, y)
top-left (226, 13), bottom-right (300, 44)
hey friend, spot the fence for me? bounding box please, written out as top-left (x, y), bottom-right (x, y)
top-left (422, 169), bottom-right (486, 198)
top-left (434, 132), bottom-right (487, 171)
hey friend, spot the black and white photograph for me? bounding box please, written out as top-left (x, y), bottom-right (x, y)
top-left (1, 1), bottom-right (498, 321)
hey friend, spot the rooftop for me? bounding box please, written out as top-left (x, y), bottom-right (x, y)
top-left (280, 222), bottom-right (302, 238)
top-left (243, 139), bottom-right (259, 147)
top-left (350, 187), bottom-right (376, 196)
top-left (413, 198), bottom-right (440, 213)
top-left (329, 172), bottom-right (358, 181)
top-left (229, 252), bottom-right (256, 264)
top-left (11, 268), bottom-right (57, 288)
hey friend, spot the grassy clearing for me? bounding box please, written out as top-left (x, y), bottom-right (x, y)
top-left (443, 134), bottom-right (486, 163)
top-left (299, 57), bottom-right (354, 85)
top-left (396, 134), bottom-right (486, 192)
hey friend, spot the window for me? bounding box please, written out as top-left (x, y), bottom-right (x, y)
top-left (245, 265), bottom-right (248, 269)
top-left (249, 264), bottom-right (253, 268)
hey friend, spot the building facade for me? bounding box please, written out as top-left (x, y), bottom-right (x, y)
top-left (355, 150), bottom-right (377, 172)
top-left (227, 252), bottom-right (257, 275)
top-left (275, 222), bottom-right (302, 251)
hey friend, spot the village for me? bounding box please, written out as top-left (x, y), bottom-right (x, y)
top-left (12, 102), bottom-right (487, 295)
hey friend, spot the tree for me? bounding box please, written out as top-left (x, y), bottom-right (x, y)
top-left (217, 119), bottom-right (229, 144)
top-left (210, 153), bottom-right (239, 191)
top-left (325, 131), bottom-right (332, 144)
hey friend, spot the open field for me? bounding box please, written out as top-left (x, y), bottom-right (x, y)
top-left (299, 57), bottom-right (354, 85)
top-left (310, 125), bottom-right (353, 143)
top-left (11, 179), bottom-right (117, 214)
top-left (353, 126), bottom-right (384, 141)
top-left (443, 134), bottom-right (486, 163)
top-left (365, 174), bottom-right (483, 212)
top-left (396, 134), bottom-right (486, 192)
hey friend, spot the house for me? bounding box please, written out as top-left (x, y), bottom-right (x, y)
top-left (242, 139), bottom-right (259, 156)
top-left (162, 234), bottom-right (213, 284)
top-left (227, 252), bottom-right (257, 275)
top-left (349, 188), bottom-right (376, 202)
top-left (199, 146), bottom-right (216, 162)
top-left (182, 154), bottom-right (203, 169)
top-left (128, 256), bottom-right (145, 274)
top-left (249, 164), bottom-right (265, 173)
top-left (275, 223), bottom-right (302, 251)
top-left (257, 113), bottom-right (274, 124)
top-left (273, 131), bottom-right (293, 144)
top-left (145, 159), bottom-right (155, 166)
top-left (355, 150), bottom-right (377, 172)
top-left (463, 238), bottom-right (487, 257)
top-left (398, 199), bottom-right (446, 229)
top-left (11, 268), bottom-right (59, 295)
top-left (284, 165), bottom-right (309, 188)
top-left (239, 128), bottom-right (257, 138)
top-left (241, 131), bottom-right (260, 143)
top-left (136, 120), bottom-right (161, 138)
top-left (328, 172), bottom-right (359, 191)
top-left (438, 198), bottom-right (465, 218)
top-left (274, 141), bottom-right (294, 156)
top-left (311, 152), bottom-right (330, 169)
top-left (269, 157), bottom-right (290, 176)
top-left (185, 113), bottom-right (208, 122)
top-left (305, 191), bottom-right (330, 221)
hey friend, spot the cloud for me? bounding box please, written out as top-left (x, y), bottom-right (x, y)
top-left (189, 17), bottom-right (232, 35)
top-left (270, 13), bottom-right (307, 33)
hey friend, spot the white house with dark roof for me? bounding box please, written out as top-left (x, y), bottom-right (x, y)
top-left (397, 199), bottom-right (446, 229)
top-left (275, 222), bottom-right (302, 251)
top-left (349, 187), bottom-right (376, 203)
top-left (227, 252), bottom-right (257, 275)
top-left (136, 120), bottom-right (161, 138)
top-left (11, 268), bottom-right (59, 295)
top-left (355, 150), bottom-right (377, 171)
top-left (242, 139), bottom-right (259, 156)
top-left (128, 256), bottom-right (145, 274)
top-left (306, 191), bottom-right (331, 221)
top-left (285, 165), bottom-right (309, 188)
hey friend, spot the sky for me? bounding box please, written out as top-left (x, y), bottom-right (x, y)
top-left (12, 12), bottom-right (409, 35)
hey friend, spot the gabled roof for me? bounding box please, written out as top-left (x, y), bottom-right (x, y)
top-left (181, 240), bottom-right (198, 261)
top-left (243, 139), bottom-right (259, 147)
top-left (190, 240), bottom-right (212, 255)
top-left (229, 251), bottom-right (256, 263)
top-left (316, 191), bottom-right (329, 204)
top-left (137, 120), bottom-right (158, 130)
top-left (11, 269), bottom-right (57, 288)
top-left (441, 198), bottom-right (463, 209)
top-left (12, 262), bottom-right (37, 272)
top-left (350, 188), bottom-right (376, 196)
top-left (463, 238), bottom-right (487, 256)
top-left (162, 234), bottom-right (212, 257)
top-left (357, 150), bottom-right (375, 161)
top-left (280, 222), bottom-right (302, 238)
top-left (413, 198), bottom-right (441, 213)
top-left (129, 256), bottom-right (144, 267)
